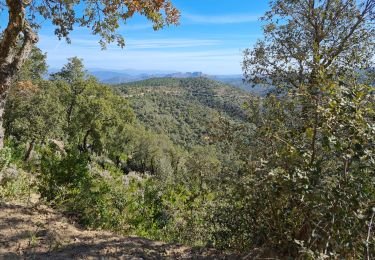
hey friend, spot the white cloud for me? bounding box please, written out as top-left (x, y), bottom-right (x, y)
top-left (41, 44), bottom-right (243, 74)
top-left (127, 39), bottom-right (221, 49)
top-left (184, 13), bottom-right (260, 24)
top-left (39, 35), bottom-right (221, 50)
top-left (37, 35), bottom-right (249, 74)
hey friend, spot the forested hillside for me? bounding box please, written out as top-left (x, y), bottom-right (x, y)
top-left (0, 56), bottom-right (255, 249)
top-left (0, 0), bottom-right (374, 259)
top-left (116, 78), bottom-right (251, 147)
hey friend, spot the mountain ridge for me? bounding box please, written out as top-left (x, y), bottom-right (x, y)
top-left (48, 68), bottom-right (269, 95)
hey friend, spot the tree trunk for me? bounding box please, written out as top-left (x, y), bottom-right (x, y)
top-left (24, 139), bottom-right (35, 162)
top-left (0, 0), bottom-right (38, 148)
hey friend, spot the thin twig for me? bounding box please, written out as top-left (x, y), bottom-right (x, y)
top-left (366, 210), bottom-right (375, 260)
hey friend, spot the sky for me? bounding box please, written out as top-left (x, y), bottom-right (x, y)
top-left (35, 1), bottom-right (269, 75)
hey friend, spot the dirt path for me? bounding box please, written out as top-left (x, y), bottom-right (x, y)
top-left (0, 202), bottom-right (237, 259)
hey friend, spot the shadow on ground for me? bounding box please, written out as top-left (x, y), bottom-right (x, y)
top-left (0, 203), bottom-right (238, 259)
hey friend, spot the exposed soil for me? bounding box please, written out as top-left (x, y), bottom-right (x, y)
top-left (0, 201), bottom-right (239, 259)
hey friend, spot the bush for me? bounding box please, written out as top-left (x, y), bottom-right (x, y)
top-left (207, 83), bottom-right (375, 258)
top-left (0, 167), bottom-right (35, 203)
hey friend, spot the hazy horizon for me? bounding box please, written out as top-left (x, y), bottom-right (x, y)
top-left (48, 66), bottom-right (244, 77)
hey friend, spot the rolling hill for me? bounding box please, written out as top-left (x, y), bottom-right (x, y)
top-left (115, 77), bottom-right (253, 147)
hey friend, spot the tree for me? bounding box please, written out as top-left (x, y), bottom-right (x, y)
top-left (16, 47), bottom-right (48, 83)
top-left (243, 0), bottom-right (375, 166)
top-left (50, 57), bottom-right (88, 127)
top-left (3, 46), bottom-right (51, 159)
top-left (50, 58), bottom-right (135, 154)
top-left (4, 80), bottom-right (64, 161)
top-left (227, 0), bottom-right (375, 257)
top-left (50, 57), bottom-right (86, 85)
top-left (243, 0), bottom-right (375, 93)
top-left (207, 76), bottom-right (375, 256)
top-left (4, 57), bottom-right (135, 160)
top-left (0, 0), bottom-right (179, 148)
top-left (0, 0), bottom-right (180, 99)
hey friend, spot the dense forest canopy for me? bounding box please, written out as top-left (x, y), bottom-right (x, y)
top-left (116, 77), bottom-right (252, 147)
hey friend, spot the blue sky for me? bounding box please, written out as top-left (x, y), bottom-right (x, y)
top-left (36, 1), bottom-right (269, 75)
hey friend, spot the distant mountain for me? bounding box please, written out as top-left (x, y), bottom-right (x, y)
top-left (90, 70), bottom-right (131, 80)
top-left (165, 72), bottom-right (207, 78)
top-left (101, 71), bottom-right (208, 84)
top-left (209, 75), bottom-right (244, 88)
top-left (48, 68), bottom-right (270, 96)
top-left (209, 75), bottom-right (270, 96)
top-left (91, 71), bottom-right (152, 84)
top-left (76, 69), bottom-right (201, 84)
top-left (48, 68), bottom-right (178, 83)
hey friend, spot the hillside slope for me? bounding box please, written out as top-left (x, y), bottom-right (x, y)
top-left (116, 77), bottom-right (252, 147)
top-left (0, 202), bottom-right (238, 259)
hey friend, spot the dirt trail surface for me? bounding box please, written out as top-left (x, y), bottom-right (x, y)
top-left (0, 202), bottom-right (238, 259)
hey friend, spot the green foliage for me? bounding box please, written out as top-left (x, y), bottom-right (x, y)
top-left (0, 168), bottom-right (35, 203)
top-left (237, 1), bottom-right (375, 257)
top-left (50, 57), bottom-right (87, 84)
top-left (51, 58), bottom-right (135, 154)
top-left (1, 1), bottom-right (180, 50)
top-left (0, 147), bottom-right (11, 172)
top-left (5, 57), bottom-right (135, 161)
top-left (37, 146), bottom-right (188, 239)
top-left (243, 0), bottom-right (375, 91)
top-left (39, 147), bottom-right (129, 230)
top-left (4, 81), bottom-right (64, 146)
top-left (16, 47), bottom-right (48, 82)
top-left (208, 81), bottom-right (375, 257)
top-left (3, 35), bottom-right (373, 259)
top-left (0, 147), bottom-right (35, 203)
top-left (117, 77), bottom-right (251, 147)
